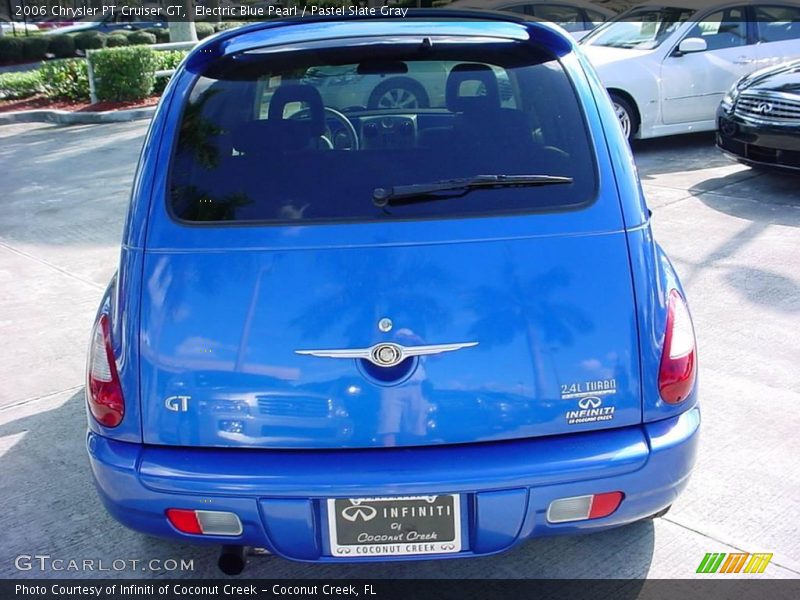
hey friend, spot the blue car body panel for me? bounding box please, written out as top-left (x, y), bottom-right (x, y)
top-left (137, 231), bottom-right (643, 448)
top-left (86, 11), bottom-right (699, 561)
top-left (88, 407), bottom-right (699, 560)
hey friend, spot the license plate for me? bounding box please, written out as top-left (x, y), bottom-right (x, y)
top-left (327, 495), bottom-right (461, 557)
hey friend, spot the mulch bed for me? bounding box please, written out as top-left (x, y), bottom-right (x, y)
top-left (0, 94), bottom-right (160, 114)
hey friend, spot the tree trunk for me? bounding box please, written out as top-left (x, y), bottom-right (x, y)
top-left (205, 0), bottom-right (220, 24)
top-left (169, 0), bottom-right (197, 43)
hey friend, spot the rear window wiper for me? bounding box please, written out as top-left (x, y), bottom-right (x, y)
top-left (373, 174), bottom-right (573, 207)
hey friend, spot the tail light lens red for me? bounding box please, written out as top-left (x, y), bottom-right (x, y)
top-left (87, 313), bottom-right (125, 427)
top-left (659, 290), bottom-right (697, 404)
top-left (547, 492), bottom-right (624, 523)
top-left (166, 508), bottom-right (243, 536)
top-left (165, 509), bottom-right (203, 535)
top-left (588, 491), bottom-right (624, 519)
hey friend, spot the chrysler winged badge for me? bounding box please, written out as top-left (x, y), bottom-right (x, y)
top-left (295, 341), bottom-right (478, 368)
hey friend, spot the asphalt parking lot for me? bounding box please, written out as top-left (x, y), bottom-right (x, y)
top-left (0, 121), bottom-right (798, 579)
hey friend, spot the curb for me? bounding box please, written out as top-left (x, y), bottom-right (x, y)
top-left (0, 106), bottom-right (156, 126)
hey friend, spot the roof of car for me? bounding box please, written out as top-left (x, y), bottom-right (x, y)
top-left (632, 0), bottom-right (798, 9)
top-left (447, 0), bottom-right (616, 17)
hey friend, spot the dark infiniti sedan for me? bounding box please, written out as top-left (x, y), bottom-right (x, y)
top-left (717, 59), bottom-right (800, 173)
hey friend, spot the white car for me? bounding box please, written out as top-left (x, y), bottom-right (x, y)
top-left (446, 0), bottom-right (615, 38)
top-left (580, 0), bottom-right (800, 139)
top-left (0, 18), bottom-right (39, 34)
top-left (301, 63), bottom-right (513, 111)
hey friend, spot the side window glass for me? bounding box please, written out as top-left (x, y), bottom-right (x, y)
top-left (534, 5), bottom-right (586, 33)
top-left (684, 8), bottom-right (748, 50)
top-left (585, 9), bottom-right (609, 28)
top-left (755, 5), bottom-right (800, 42)
top-left (505, 4), bottom-right (531, 15)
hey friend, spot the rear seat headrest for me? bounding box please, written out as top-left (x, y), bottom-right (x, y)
top-left (231, 84), bottom-right (327, 155)
top-left (268, 84), bottom-right (326, 136)
top-left (446, 63), bottom-right (501, 113)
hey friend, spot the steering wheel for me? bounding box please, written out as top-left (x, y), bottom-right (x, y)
top-left (290, 107), bottom-right (359, 151)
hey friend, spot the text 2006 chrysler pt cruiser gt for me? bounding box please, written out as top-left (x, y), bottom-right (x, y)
top-left (85, 11), bottom-right (699, 572)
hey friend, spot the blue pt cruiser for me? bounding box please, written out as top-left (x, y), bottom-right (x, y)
top-left (85, 11), bottom-right (699, 573)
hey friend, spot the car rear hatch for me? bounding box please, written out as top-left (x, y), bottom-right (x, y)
top-left (136, 24), bottom-right (641, 449)
top-left (139, 232), bottom-right (640, 448)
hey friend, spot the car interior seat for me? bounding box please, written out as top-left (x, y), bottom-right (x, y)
top-left (232, 84), bottom-right (330, 156)
top-left (442, 63), bottom-right (539, 172)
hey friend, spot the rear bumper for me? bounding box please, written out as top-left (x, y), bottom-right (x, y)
top-left (87, 407), bottom-right (699, 562)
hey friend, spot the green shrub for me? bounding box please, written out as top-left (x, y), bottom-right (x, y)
top-left (7, 29), bottom-right (48, 38)
top-left (0, 69), bottom-right (43, 99)
top-left (144, 27), bottom-right (170, 43)
top-left (214, 21), bottom-right (247, 33)
top-left (156, 50), bottom-right (188, 71)
top-left (73, 31), bottom-right (107, 51)
top-left (127, 31), bottom-right (157, 46)
top-left (153, 49), bottom-right (189, 94)
top-left (0, 37), bottom-right (24, 64)
top-left (92, 46), bottom-right (159, 102)
top-left (47, 35), bottom-right (76, 59)
top-left (21, 36), bottom-right (50, 62)
top-left (40, 59), bottom-right (90, 101)
top-left (106, 34), bottom-right (129, 48)
top-left (195, 22), bottom-right (215, 40)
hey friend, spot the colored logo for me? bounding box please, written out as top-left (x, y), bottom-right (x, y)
top-left (696, 552), bottom-right (773, 574)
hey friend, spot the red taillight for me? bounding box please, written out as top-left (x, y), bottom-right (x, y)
top-left (87, 313), bottom-right (125, 427)
top-left (547, 492), bottom-right (624, 523)
top-left (166, 509), bottom-right (243, 535)
top-left (588, 491), bottom-right (624, 519)
top-left (659, 290), bottom-right (696, 404)
top-left (166, 509), bottom-right (203, 535)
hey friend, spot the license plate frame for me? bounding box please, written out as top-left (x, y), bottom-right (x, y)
top-left (327, 494), bottom-right (462, 558)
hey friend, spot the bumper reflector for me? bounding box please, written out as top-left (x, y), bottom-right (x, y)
top-left (588, 491), bottom-right (624, 519)
top-left (547, 492), bottom-right (624, 523)
top-left (166, 509), bottom-right (243, 536)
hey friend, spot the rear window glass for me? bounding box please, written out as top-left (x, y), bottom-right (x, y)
top-left (169, 38), bottom-right (596, 224)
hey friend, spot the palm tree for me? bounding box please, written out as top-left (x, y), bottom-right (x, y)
top-left (467, 259), bottom-right (593, 400)
top-left (292, 252), bottom-right (452, 347)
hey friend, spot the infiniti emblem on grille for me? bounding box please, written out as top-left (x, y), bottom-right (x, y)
top-left (754, 102), bottom-right (774, 114)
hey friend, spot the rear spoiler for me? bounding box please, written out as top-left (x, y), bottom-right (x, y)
top-left (183, 8), bottom-right (574, 73)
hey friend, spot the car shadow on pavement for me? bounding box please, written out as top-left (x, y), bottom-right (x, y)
top-left (673, 167), bottom-right (800, 316)
top-left (0, 390), bottom-right (656, 580)
top-left (691, 171), bottom-right (800, 227)
top-left (632, 133), bottom-right (729, 176)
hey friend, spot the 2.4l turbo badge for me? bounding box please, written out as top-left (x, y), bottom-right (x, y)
top-left (561, 379), bottom-right (617, 425)
top-left (560, 378), bottom-right (617, 399)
